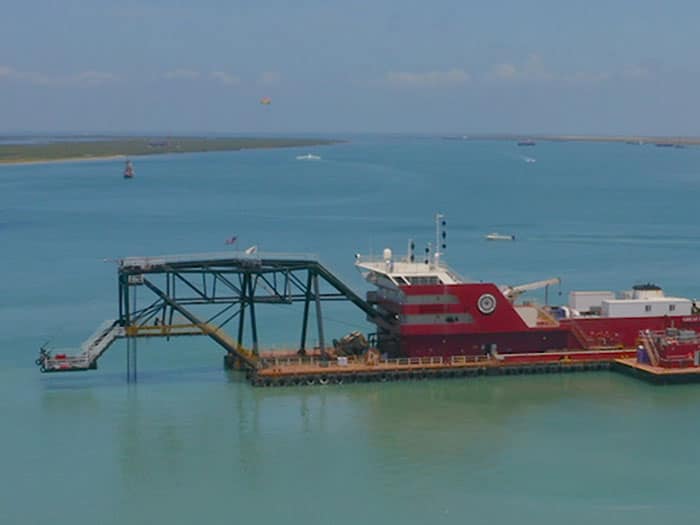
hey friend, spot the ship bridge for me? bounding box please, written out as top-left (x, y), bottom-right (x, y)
top-left (355, 253), bottom-right (466, 288)
top-left (37, 251), bottom-right (390, 381)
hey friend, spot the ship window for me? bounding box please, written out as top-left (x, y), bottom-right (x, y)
top-left (645, 305), bottom-right (651, 312)
top-left (406, 276), bottom-right (440, 285)
top-left (669, 304), bottom-right (676, 312)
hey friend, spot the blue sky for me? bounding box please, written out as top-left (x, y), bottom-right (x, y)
top-left (1, 0), bottom-right (699, 135)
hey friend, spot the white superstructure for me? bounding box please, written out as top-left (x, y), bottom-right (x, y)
top-left (355, 214), bottom-right (465, 289)
top-left (354, 214), bottom-right (558, 302)
top-left (355, 254), bottom-right (465, 288)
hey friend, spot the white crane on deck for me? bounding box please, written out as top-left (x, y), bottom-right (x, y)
top-left (500, 277), bottom-right (561, 302)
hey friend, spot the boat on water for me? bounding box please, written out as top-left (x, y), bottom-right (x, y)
top-left (485, 232), bottom-right (515, 241)
top-left (296, 153), bottom-right (321, 161)
top-left (517, 139), bottom-right (536, 146)
top-left (354, 215), bottom-right (700, 363)
top-left (123, 159), bottom-right (134, 179)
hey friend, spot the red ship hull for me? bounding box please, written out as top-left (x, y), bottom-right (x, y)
top-left (369, 282), bottom-right (700, 359)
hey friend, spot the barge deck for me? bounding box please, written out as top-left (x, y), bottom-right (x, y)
top-left (241, 348), bottom-right (637, 386)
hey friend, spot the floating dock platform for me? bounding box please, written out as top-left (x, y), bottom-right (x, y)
top-left (613, 358), bottom-right (700, 384)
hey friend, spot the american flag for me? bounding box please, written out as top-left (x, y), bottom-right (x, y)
top-left (225, 236), bottom-right (237, 245)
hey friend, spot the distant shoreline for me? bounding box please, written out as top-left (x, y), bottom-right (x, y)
top-left (443, 134), bottom-right (700, 145)
top-left (0, 137), bottom-right (340, 166)
top-left (0, 155), bottom-right (127, 166)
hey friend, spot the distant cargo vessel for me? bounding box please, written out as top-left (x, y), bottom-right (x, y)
top-left (517, 139), bottom-right (536, 146)
top-left (356, 216), bottom-right (700, 362)
top-left (296, 153), bottom-right (321, 161)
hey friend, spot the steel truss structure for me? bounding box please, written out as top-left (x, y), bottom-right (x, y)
top-left (118, 253), bottom-right (385, 369)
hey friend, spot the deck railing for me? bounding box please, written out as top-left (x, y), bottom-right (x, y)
top-left (120, 251), bottom-right (319, 269)
top-left (260, 353), bottom-right (493, 369)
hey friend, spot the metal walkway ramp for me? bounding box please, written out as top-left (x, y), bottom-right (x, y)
top-left (38, 320), bottom-right (122, 372)
top-left (37, 320), bottom-right (210, 373)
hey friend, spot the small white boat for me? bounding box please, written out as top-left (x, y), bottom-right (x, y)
top-left (296, 153), bottom-right (321, 161)
top-left (485, 232), bottom-right (515, 241)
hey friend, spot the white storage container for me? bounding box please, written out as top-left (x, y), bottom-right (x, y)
top-left (569, 291), bottom-right (615, 313)
top-left (602, 298), bottom-right (692, 318)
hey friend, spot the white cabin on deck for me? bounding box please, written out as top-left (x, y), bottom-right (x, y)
top-left (602, 297), bottom-right (692, 317)
top-left (567, 284), bottom-right (693, 318)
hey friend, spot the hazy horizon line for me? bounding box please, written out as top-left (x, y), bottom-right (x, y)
top-left (2, 130), bottom-right (700, 139)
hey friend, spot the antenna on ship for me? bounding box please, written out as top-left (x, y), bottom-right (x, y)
top-left (407, 238), bottom-right (415, 263)
top-left (434, 213), bottom-right (446, 267)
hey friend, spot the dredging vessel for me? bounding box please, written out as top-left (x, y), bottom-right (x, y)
top-left (357, 215), bottom-right (700, 362)
top-left (35, 214), bottom-right (700, 385)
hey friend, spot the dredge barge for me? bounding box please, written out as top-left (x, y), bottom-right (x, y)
top-left (36, 216), bottom-right (700, 385)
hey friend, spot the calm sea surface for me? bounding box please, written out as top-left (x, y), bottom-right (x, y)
top-left (2, 137), bottom-right (700, 524)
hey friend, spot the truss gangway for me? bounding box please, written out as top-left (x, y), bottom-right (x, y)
top-left (36, 251), bottom-right (389, 379)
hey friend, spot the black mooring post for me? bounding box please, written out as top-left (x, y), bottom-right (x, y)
top-left (123, 277), bottom-right (130, 327)
top-left (164, 272), bottom-right (171, 333)
top-left (299, 271), bottom-right (313, 353)
top-left (118, 275), bottom-right (124, 321)
top-left (168, 273), bottom-right (175, 326)
top-left (248, 275), bottom-right (259, 356)
top-left (126, 282), bottom-right (138, 383)
top-left (313, 272), bottom-right (326, 358)
top-left (237, 273), bottom-right (248, 349)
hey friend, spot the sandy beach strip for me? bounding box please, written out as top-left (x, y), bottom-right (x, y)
top-left (0, 155), bottom-right (127, 167)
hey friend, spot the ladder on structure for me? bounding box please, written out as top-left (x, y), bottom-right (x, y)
top-left (37, 320), bottom-right (123, 372)
top-left (534, 305), bottom-right (560, 327)
top-left (569, 320), bottom-right (596, 349)
top-left (639, 331), bottom-right (661, 367)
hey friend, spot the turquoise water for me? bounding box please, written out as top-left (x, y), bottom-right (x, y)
top-left (3, 137), bottom-right (700, 524)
